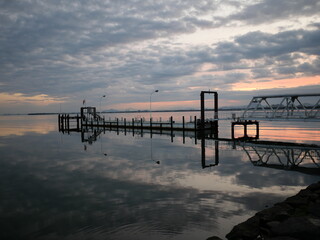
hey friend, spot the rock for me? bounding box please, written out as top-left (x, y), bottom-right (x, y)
top-left (306, 182), bottom-right (320, 191)
top-left (207, 182), bottom-right (320, 240)
top-left (298, 189), bottom-right (319, 201)
top-left (257, 204), bottom-right (291, 223)
top-left (285, 195), bottom-right (309, 207)
top-left (206, 236), bottom-right (223, 240)
top-left (308, 202), bottom-right (320, 218)
top-left (270, 216), bottom-right (320, 239)
top-left (307, 216), bottom-right (320, 228)
top-left (266, 221), bottom-right (280, 229)
top-left (226, 216), bottom-right (260, 240)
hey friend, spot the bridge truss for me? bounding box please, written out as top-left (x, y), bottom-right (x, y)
top-left (237, 142), bottom-right (320, 174)
top-left (242, 93), bottom-right (320, 121)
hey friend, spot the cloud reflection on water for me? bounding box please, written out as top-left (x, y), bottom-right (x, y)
top-left (0, 122), bottom-right (319, 239)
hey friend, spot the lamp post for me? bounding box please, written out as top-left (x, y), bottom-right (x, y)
top-left (150, 90), bottom-right (159, 120)
top-left (99, 95), bottom-right (106, 116)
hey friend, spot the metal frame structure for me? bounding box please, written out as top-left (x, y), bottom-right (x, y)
top-left (242, 93), bottom-right (320, 121)
top-left (81, 106), bottom-right (104, 122)
top-left (238, 142), bottom-right (320, 173)
top-left (199, 91), bottom-right (218, 129)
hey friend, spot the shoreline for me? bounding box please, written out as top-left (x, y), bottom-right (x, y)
top-left (208, 181), bottom-right (320, 240)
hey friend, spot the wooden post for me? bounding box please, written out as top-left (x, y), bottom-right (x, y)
top-left (67, 114), bottom-right (70, 130)
top-left (124, 118), bottom-right (126, 128)
top-left (58, 114), bottom-right (61, 131)
top-left (132, 118), bottom-right (134, 129)
top-left (214, 92), bottom-right (218, 120)
top-left (213, 120), bottom-right (218, 139)
top-left (200, 91), bottom-right (205, 129)
top-left (117, 118), bottom-right (119, 129)
top-left (150, 117), bottom-right (153, 137)
top-left (182, 116), bottom-right (185, 131)
top-left (244, 123), bottom-right (248, 138)
top-left (61, 115), bottom-right (64, 131)
top-left (60, 115), bottom-right (62, 131)
top-left (182, 116), bottom-right (185, 144)
top-left (231, 122), bottom-right (235, 139)
top-left (170, 116), bottom-right (173, 142)
top-left (141, 118), bottom-right (143, 129)
top-left (63, 114), bottom-right (66, 130)
top-left (194, 116), bottom-right (197, 145)
top-left (76, 114), bottom-right (79, 130)
top-left (201, 135), bottom-right (205, 168)
top-left (215, 141), bottom-right (219, 165)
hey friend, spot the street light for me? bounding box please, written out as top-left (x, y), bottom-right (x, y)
top-left (150, 90), bottom-right (159, 120)
top-left (99, 95), bottom-right (106, 116)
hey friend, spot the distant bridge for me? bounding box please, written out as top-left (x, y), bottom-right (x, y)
top-left (241, 93), bottom-right (320, 121)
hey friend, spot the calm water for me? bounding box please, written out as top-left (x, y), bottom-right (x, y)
top-left (0, 112), bottom-right (319, 240)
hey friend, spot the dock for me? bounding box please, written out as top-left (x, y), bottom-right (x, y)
top-left (59, 91), bottom-right (220, 136)
top-left (58, 91), bottom-right (320, 140)
top-left (58, 112), bottom-right (217, 132)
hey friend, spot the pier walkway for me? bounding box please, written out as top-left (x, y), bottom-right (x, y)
top-left (58, 112), bottom-right (217, 133)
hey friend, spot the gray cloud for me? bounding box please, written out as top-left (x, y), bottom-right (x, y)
top-left (227, 0), bottom-right (320, 25)
top-left (0, 0), bottom-right (319, 113)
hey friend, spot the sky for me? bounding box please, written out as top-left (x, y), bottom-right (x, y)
top-left (0, 0), bottom-right (320, 114)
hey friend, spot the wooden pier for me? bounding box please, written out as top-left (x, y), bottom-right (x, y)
top-left (58, 111), bottom-right (218, 133)
top-left (59, 91), bottom-right (220, 134)
top-left (58, 114), bottom-right (81, 132)
top-left (58, 91), bottom-right (259, 140)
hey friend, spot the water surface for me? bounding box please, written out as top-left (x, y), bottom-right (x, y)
top-left (0, 113), bottom-right (319, 239)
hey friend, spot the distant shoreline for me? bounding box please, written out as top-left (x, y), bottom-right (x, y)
top-left (1, 108), bottom-right (245, 116)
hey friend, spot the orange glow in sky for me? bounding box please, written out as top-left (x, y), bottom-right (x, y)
top-left (231, 76), bottom-right (320, 91)
top-left (0, 93), bottom-right (65, 105)
top-left (108, 100), bottom-right (200, 111)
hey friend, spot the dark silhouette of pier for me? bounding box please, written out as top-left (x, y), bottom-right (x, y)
top-left (58, 91), bottom-right (320, 143)
top-left (59, 91), bottom-right (220, 135)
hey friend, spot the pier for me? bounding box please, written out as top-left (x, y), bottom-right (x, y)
top-left (59, 91), bottom-right (219, 135)
top-left (59, 112), bottom-right (209, 132)
top-left (58, 91), bottom-right (320, 140)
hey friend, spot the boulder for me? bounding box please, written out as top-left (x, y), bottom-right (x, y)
top-left (270, 216), bottom-right (320, 239)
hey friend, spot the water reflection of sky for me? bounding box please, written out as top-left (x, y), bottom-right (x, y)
top-left (0, 115), bottom-right (319, 240)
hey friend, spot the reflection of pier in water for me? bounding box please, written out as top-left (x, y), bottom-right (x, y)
top-left (236, 141), bottom-right (320, 175)
top-left (61, 126), bottom-right (320, 175)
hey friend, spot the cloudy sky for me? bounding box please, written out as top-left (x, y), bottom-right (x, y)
top-left (0, 0), bottom-right (320, 114)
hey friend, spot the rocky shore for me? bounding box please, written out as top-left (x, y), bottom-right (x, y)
top-left (208, 181), bottom-right (320, 240)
